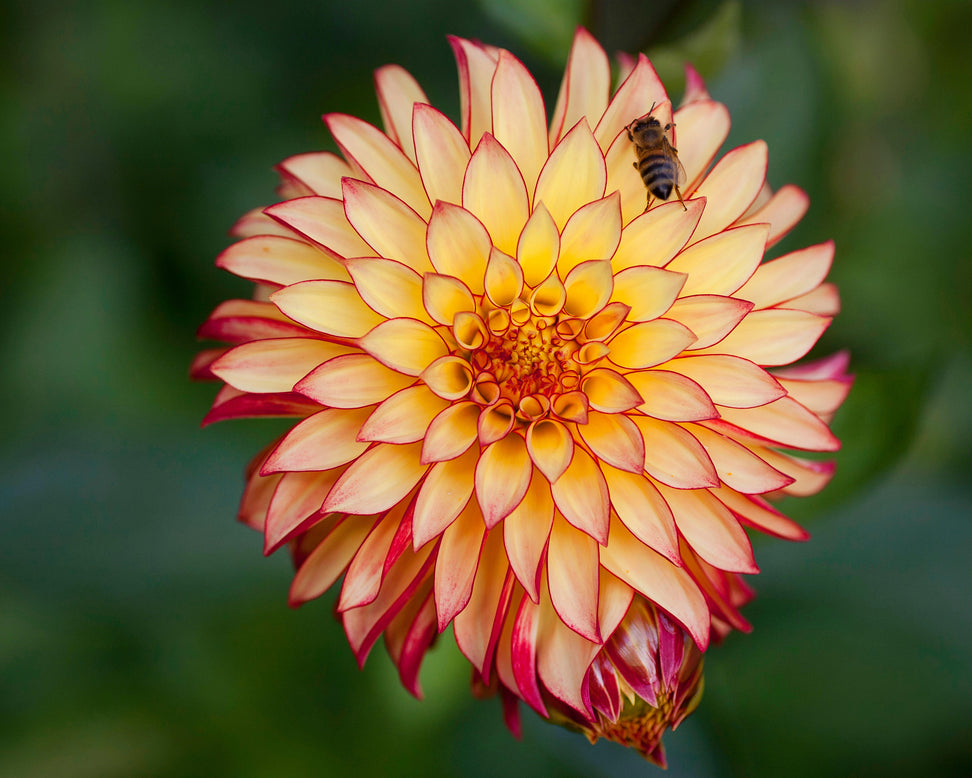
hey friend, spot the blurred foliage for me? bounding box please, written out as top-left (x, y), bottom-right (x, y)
top-left (1, 0), bottom-right (970, 775)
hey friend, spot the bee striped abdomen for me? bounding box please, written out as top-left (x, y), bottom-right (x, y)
top-left (639, 152), bottom-right (676, 199)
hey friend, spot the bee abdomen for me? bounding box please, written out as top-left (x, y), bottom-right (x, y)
top-left (639, 152), bottom-right (676, 199)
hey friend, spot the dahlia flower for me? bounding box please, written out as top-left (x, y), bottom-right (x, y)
top-left (194, 28), bottom-right (850, 763)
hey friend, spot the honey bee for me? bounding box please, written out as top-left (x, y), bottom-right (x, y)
top-left (627, 105), bottom-right (687, 211)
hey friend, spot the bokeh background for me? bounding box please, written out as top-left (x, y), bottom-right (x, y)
top-left (2, 0), bottom-right (970, 775)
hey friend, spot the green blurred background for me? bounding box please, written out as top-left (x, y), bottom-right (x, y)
top-left (2, 0), bottom-right (970, 775)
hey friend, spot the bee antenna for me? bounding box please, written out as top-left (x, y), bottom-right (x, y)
top-left (648, 101), bottom-right (656, 116)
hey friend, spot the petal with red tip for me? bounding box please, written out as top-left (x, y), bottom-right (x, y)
top-left (674, 99), bottom-right (731, 189)
top-left (339, 504), bottom-right (409, 611)
top-left (564, 260), bottom-right (614, 319)
top-left (426, 201), bottom-right (491, 295)
top-left (359, 319), bottom-right (448, 376)
top-left (343, 179), bottom-right (432, 273)
top-left (265, 197), bottom-right (374, 259)
top-left (626, 370), bottom-right (718, 422)
top-left (344, 258), bottom-right (432, 323)
top-left (667, 224), bottom-right (769, 297)
top-left (289, 516), bottom-right (380, 606)
top-left (413, 104), bottom-right (471, 207)
top-left (578, 411), bottom-right (645, 474)
top-left (211, 338), bottom-right (353, 394)
top-left (736, 241), bottom-right (834, 310)
top-left (661, 354), bottom-right (785, 408)
top-left (551, 447), bottom-right (610, 545)
top-left (412, 446), bottom-right (479, 548)
top-left (270, 280), bottom-right (384, 338)
top-left (374, 64), bottom-right (428, 164)
top-left (717, 396), bottom-right (841, 452)
top-left (735, 183), bottom-right (809, 247)
top-left (594, 55), bottom-right (667, 153)
top-left (632, 416), bottom-right (719, 489)
top-left (217, 235), bottom-right (349, 287)
top-left (600, 465), bottom-right (679, 561)
top-left (504, 473), bottom-right (554, 602)
top-left (264, 470), bottom-right (341, 554)
top-left (434, 500), bottom-right (487, 631)
top-left (449, 36), bottom-right (498, 148)
top-left (692, 309), bottom-right (831, 366)
top-left (558, 193), bottom-right (621, 277)
top-left (600, 517), bottom-right (710, 650)
top-left (323, 442), bottom-right (427, 515)
top-left (549, 27), bottom-right (610, 147)
top-left (581, 368), bottom-right (643, 413)
top-left (534, 119), bottom-right (606, 231)
top-left (476, 433), bottom-right (532, 528)
top-left (610, 266), bottom-right (686, 322)
top-left (689, 424), bottom-right (795, 493)
top-left (492, 50), bottom-right (548, 199)
top-left (262, 407), bottom-right (372, 473)
top-left (666, 295), bottom-right (752, 350)
top-left (691, 141), bottom-right (768, 239)
top-left (612, 198), bottom-right (704, 271)
top-left (421, 401), bottom-right (479, 462)
top-left (325, 113), bottom-right (430, 218)
top-left (609, 319), bottom-right (697, 369)
top-left (547, 516), bottom-right (601, 643)
top-left (463, 133), bottom-right (529, 255)
top-left (455, 530), bottom-right (513, 676)
top-left (711, 486), bottom-right (809, 541)
top-left (297, 354), bottom-right (414, 408)
top-left (358, 385), bottom-right (449, 444)
top-left (276, 151), bottom-right (352, 198)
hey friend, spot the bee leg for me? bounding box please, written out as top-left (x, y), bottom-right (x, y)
top-left (632, 161), bottom-right (638, 170)
top-left (674, 184), bottom-right (687, 212)
top-left (645, 193), bottom-right (653, 211)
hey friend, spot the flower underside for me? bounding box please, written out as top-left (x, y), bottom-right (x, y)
top-left (194, 28), bottom-right (850, 763)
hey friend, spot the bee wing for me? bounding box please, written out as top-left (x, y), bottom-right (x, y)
top-left (670, 143), bottom-right (687, 186)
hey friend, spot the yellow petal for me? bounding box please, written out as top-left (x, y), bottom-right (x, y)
top-left (612, 197), bottom-right (704, 272)
top-left (421, 401), bottom-right (480, 462)
top-left (600, 515), bottom-right (710, 650)
top-left (426, 201), bottom-right (491, 295)
top-left (504, 473), bottom-right (554, 602)
top-left (547, 515), bottom-right (601, 643)
top-left (358, 318), bottom-right (448, 376)
top-left (297, 353), bottom-right (414, 408)
top-left (632, 416), bottom-right (719, 489)
top-left (516, 203), bottom-right (560, 288)
top-left (413, 103), bottom-right (471, 207)
top-left (600, 465), bottom-right (678, 561)
top-left (412, 446), bottom-right (478, 548)
top-left (420, 355), bottom-right (474, 402)
top-left (711, 485), bottom-right (808, 541)
top-left (434, 500), bottom-right (486, 630)
top-left (734, 183), bottom-right (809, 248)
top-left (325, 113), bottom-right (430, 218)
top-left (374, 64), bottom-right (428, 164)
top-left (463, 133), bottom-right (529, 256)
top-left (492, 50), bottom-right (548, 201)
top-left (563, 260), bottom-right (614, 319)
top-left (338, 504), bottom-right (408, 611)
top-left (673, 99), bottom-right (731, 190)
top-left (454, 530), bottom-right (511, 675)
top-left (475, 432), bottom-right (532, 527)
top-left (656, 484), bottom-right (758, 573)
top-left (323, 441), bottom-right (427, 514)
top-left (716, 396), bottom-right (841, 452)
top-left (526, 419), bottom-right (573, 483)
top-left (735, 240), bottom-right (834, 310)
top-left (484, 247), bottom-right (524, 308)
top-left (551, 446), bottom-right (610, 545)
top-left (577, 411), bottom-right (645, 474)
top-left (344, 258), bottom-right (432, 324)
top-left (610, 266), bottom-right (686, 322)
top-left (270, 280), bottom-right (384, 338)
top-left (691, 309), bottom-right (831, 366)
top-left (549, 27), bottom-right (610, 147)
top-left (594, 54), bottom-right (667, 153)
top-left (534, 119), bottom-right (606, 231)
top-left (276, 151), bottom-right (352, 198)
top-left (357, 384), bottom-right (449, 444)
top-left (262, 407), bottom-right (372, 473)
top-left (581, 368), bottom-right (643, 413)
top-left (211, 338), bottom-right (353, 394)
top-left (217, 235), bottom-right (350, 287)
top-left (449, 36), bottom-right (498, 149)
top-left (557, 193), bottom-right (621, 278)
top-left (691, 141), bottom-right (768, 240)
top-left (265, 197), bottom-right (373, 259)
top-left (422, 273), bottom-right (477, 326)
top-left (666, 294), bottom-right (753, 350)
top-left (289, 516), bottom-right (379, 605)
top-left (608, 319), bottom-right (697, 369)
top-left (661, 354), bottom-right (785, 408)
top-left (626, 369), bottom-right (718, 422)
top-left (667, 223), bottom-right (769, 297)
top-left (343, 179), bottom-right (432, 273)
top-left (689, 423), bottom-right (794, 493)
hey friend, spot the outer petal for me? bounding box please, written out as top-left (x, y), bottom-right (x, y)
top-left (689, 423), bottom-right (795, 493)
top-left (547, 515), bottom-right (601, 643)
top-left (735, 241), bottom-right (834, 310)
top-left (296, 354), bottom-right (414, 408)
top-left (357, 385), bottom-right (449, 444)
top-left (600, 465), bottom-right (679, 562)
top-left (610, 266), bottom-right (686, 322)
top-left (449, 36), bottom-right (498, 148)
top-left (551, 446), bottom-right (610, 545)
top-left (666, 224), bottom-right (769, 297)
top-left (734, 183), bottom-right (809, 248)
top-left (463, 133), bottom-right (529, 256)
top-left (594, 55), bottom-right (667, 153)
top-left (217, 235), bottom-right (350, 287)
top-left (713, 486), bottom-right (809, 541)
top-left (612, 198), bottom-right (704, 272)
top-left (534, 119), bottom-right (606, 232)
top-left (716, 396), bottom-right (841, 452)
top-left (265, 197), bottom-right (378, 260)
top-left (600, 516), bottom-right (710, 650)
top-left (454, 530), bottom-right (513, 676)
top-left (270, 280), bottom-right (384, 338)
top-left (674, 99), bottom-right (731, 190)
top-left (359, 318), bottom-right (449, 376)
top-left (549, 27), bottom-right (610, 147)
top-left (323, 442), bottom-right (427, 514)
top-left (262, 407), bottom-right (372, 473)
top-left (413, 104), bottom-right (471, 207)
top-left (276, 151), bottom-right (352, 199)
top-left (434, 500), bottom-right (487, 631)
top-left (412, 446), bottom-right (478, 548)
top-left (632, 416), bottom-right (719, 489)
top-left (577, 411), bottom-right (645, 474)
top-left (343, 179), bottom-right (433, 273)
top-left (325, 113), bottom-right (430, 218)
top-left (659, 354), bottom-right (786, 408)
top-left (476, 433), bottom-right (532, 528)
top-left (492, 50), bottom-right (548, 201)
top-left (691, 141), bottom-right (768, 239)
top-left (667, 295), bottom-right (753, 350)
top-left (289, 516), bottom-right (380, 605)
top-left (374, 64), bottom-right (428, 164)
top-left (656, 484), bottom-right (758, 573)
top-left (344, 258), bottom-right (433, 324)
top-left (504, 472), bottom-right (554, 602)
top-left (626, 370), bottom-right (718, 422)
top-left (211, 338), bottom-right (353, 394)
top-left (691, 309), bottom-right (831, 365)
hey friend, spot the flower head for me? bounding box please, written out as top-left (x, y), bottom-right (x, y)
top-left (195, 29), bottom-right (850, 760)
